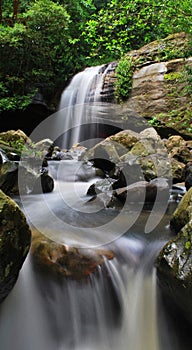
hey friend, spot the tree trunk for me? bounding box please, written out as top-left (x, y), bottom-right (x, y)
top-left (13, 0), bottom-right (20, 20)
top-left (0, 0), bottom-right (2, 23)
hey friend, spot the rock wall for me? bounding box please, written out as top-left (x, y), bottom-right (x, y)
top-left (100, 32), bottom-right (192, 139)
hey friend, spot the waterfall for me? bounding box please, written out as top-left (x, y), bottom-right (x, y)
top-left (59, 64), bottom-right (115, 149)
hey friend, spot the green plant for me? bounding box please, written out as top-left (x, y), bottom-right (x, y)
top-left (148, 116), bottom-right (161, 127)
top-left (115, 56), bottom-right (133, 102)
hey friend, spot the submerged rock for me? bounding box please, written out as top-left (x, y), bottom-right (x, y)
top-left (31, 230), bottom-right (114, 280)
top-left (0, 190), bottom-right (31, 303)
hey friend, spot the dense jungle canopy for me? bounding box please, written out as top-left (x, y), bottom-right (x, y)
top-left (0, 0), bottom-right (191, 111)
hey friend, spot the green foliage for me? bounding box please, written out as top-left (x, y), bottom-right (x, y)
top-left (184, 65), bottom-right (192, 95)
top-left (83, 0), bottom-right (192, 62)
top-left (115, 56), bottom-right (133, 102)
top-left (0, 0), bottom-right (72, 111)
top-left (148, 117), bottom-right (161, 127)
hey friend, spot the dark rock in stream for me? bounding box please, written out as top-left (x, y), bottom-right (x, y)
top-left (0, 190), bottom-right (31, 303)
top-left (185, 162), bottom-right (192, 191)
top-left (156, 187), bottom-right (192, 324)
top-left (87, 177), bottom-right (169, 209)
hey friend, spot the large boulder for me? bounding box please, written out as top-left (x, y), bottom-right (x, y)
top-left (31, 230), bottom-right (114, 280)
top-left (0, 190), bottom-right (31, 303)
top-left (156, 187), bottom-right (192, 324)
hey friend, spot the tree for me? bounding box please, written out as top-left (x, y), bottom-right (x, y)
top-left (0, 0), bottom-right (71, 111)
top-left (83, 0), bottom-right (192, 62)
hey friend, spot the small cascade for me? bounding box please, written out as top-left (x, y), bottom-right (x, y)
top-left (59, 63), bottom-right (116, 149)
top-left (0, 237), bottom-right (165, 350)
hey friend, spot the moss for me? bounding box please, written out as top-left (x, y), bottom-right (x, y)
top-left (164, 72), bottom-right (183, 81)
top-left (185, 241), bottom-right (191, 250)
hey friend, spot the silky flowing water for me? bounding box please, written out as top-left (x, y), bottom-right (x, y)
top-left (0, 159), bottom-right (189, 350)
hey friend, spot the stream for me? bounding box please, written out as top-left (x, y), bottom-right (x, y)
top-left (0, 159), bottom-right (190, 350)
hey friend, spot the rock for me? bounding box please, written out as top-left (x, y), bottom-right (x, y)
top-left (170, 158), bottom-right (185, 184)
top-left (88, 177), bottom-right (169, 209)
top-left (184, 162), bottom-right (192, 191)
top-left (84, 139), bottom-right (122, 165)
top-left (33, 173), bottom-right (54, 194)
top-left (112, 163), bottom-right (144, 189)
top-left (0, 190), bottom-right (31, 303)
top-left (168, 146), bottom-right (192, 164)
top-left (18, 163), bottom-right (54, 195)
top-left (115, 178), bottom-right (169, 206)
top-left (165, 135), bottom-right (186, 152)
top-left (35, 138), bottom-right (55, 158)
top-left (107, 129), bottom-right (140, 150)
top-left (0, 149), bottom-right (9, 165)
top-left (170, 187), bottom-right (192, 233)
top-left (84, 140), bottom-right (120, 176)
top-left (0, 129), bottom-right (31, 146)
top-left (156, 188), bottom-right (192, 324)
top-left (31, 230), bottom-right (114, 279)
top-left (0, 161), bottom-right (18, 195)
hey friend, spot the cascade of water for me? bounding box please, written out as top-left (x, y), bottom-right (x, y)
top-left (59, 64), bottom-right (113, 149)
top-left (0, 236), bottom-right (165, 350)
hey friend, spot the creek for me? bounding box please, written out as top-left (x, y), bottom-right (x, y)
top-left (0, 65), bottom-right (191, 350)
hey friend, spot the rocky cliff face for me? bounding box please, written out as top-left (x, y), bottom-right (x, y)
top-left (101, 32), bottom-right (192, 139)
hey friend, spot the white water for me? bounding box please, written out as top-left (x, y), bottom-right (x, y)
top-left (0, 159), bottom-right (181, 350)
top-left (0, 237), bottom-right (163, 350)
top-left (59, 64), bottom-right (113, 148)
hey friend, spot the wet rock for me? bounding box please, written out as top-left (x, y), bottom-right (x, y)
top-left (156, 188), bottom-right (192, 324)
top-left (170, 187), bottom-right (192, 233)
top-left (115, 178), bottom-right (169, 206)
top-left (184, 162), bottom-right (192, 191)
top-left (31, 230), bottom-right (114, 280)
top-left (18, 164), bottom-right (54, 195)
top-left (170, 158), bottom-right (185, 184)
top-left (0, 161), bottom-right (18, 195)
top-left (88, 177), bottom-right (169, 209)
top-left (0, 190), bottom-right (31, 303)
top-left (87, 178), bottom-right (115, 196)
top-left (0, 149), bottom-right (9, 165)
top-left (35, 138), bottom-right (55, 158)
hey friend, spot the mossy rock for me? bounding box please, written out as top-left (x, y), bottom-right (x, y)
top-left (0, 190), bottom-right (31, 303)
top-left (156, 188), bottom-right (192, 324)
top-left (170, 187), bottom-right (192, 232)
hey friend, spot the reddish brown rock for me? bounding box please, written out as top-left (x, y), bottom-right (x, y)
top-left (31, 230), bottom-right (114, 280)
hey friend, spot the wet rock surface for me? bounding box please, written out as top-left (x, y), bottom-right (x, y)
top-left (0, 190), bottom-right (31, 303)
top-left (31, 230), bottom-right (114, 280)
top-left (156, 187), bottom-right (192, 324)
top-left (0, 130), bottom-right (55, 195)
